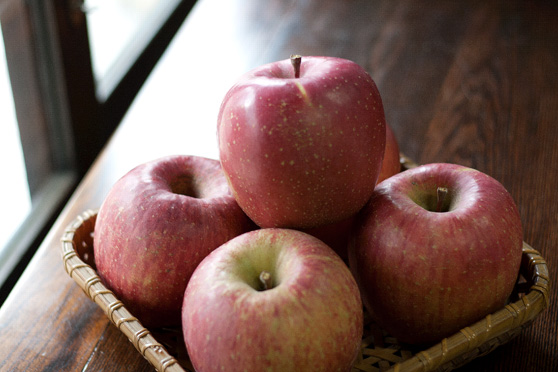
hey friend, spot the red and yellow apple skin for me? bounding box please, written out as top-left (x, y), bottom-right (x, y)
top-left (349, 163), bottom-right (523, 344)
top-left (305, 123), bottom-right (400, 261)
top-left (182, 228), bottom-right (363, 372)
top-left (94, 155), bottom-right (255, 328)
top-left (302, 215), bottom-right (355, 262)
top-left (218, 56), bottom-right (386, 229)
top-left (377, 123), bottom-right (401, 184)
top-left (215, 59), bottom-right (396, 262)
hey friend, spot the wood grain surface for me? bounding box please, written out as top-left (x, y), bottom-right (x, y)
top-left (0, 1), bottom-right (556, 371)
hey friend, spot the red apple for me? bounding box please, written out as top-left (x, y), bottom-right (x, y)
top-left (304, 123), bottom-right (400, 261)
top-left (302, 215), bottom-right (355, 262)
top-left (218, 55), bottom-right (386, 229)
top-left (94, 155), bottom-right (254, 328)
top-left (182, 228), bottom-right (363, 372)
top-left (376, 123), bottom-right (401, 184)
top-left (348, 163), bottom-right (523, 344)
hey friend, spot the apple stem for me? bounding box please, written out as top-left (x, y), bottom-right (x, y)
top-left (259, 271), bottom-right (273, 291)
top-left (436, 187), bottom-right (448, 212)
top-left (290, 54), bottom-right (302, 78)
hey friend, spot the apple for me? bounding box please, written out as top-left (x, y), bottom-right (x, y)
top-left (348, 163), bottom-right (523, 344)
top-left (304, 123), bottom-right (400, 261)
top-left (182, 228), bottom-right (363, 372)
top-left (94, 155), bottom-right (255, 328)
top-left (376, 123), bottom-right (401, 184)
top-left (218, 55), bottom-right (386, 229)
top-left (302, 215), bottom-right (355, 262)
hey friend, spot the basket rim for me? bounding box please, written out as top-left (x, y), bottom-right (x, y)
top-left (61, 209), bottom-right (188, 372)
top-left (60, 208), bottom-right (549, 372)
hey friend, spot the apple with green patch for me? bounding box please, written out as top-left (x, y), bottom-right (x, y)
top-left (182, 228), bottom-right (363, 371)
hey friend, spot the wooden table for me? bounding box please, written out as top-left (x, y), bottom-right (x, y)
top-left (1, 0), bottom-right (556, 370)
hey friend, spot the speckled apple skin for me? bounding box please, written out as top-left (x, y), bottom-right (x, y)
top-left (349, 163), bottom-right (523, 344)
top-left (218, 56), bottom-right (386, 229)
top-left (304, 124), bottom-right (400, 261)
top-left (182, 229), bottom-right (363, 372)
top-left (94, 155), bottom-right (255, 328)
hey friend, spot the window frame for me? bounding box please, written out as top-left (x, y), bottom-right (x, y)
top-left (0, 0), bottom-right (77, 298)
top-left (0, 0), bottom-right (196, 302)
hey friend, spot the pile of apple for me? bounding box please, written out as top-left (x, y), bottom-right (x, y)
top-left (93, 56), bottom-right (524, 372)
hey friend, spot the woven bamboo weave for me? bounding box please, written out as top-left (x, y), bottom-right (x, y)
top-left (60, 157), bottom-right (549, 372)
top-left (61, 210), bottom-right (190, 372)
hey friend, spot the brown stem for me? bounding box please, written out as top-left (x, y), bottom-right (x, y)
top-left (259, 271), bottom-right (273, 291)
top-left (290, 54), bottom-right (302, 78)
top-left (436, 187), bottom-right (448, 212)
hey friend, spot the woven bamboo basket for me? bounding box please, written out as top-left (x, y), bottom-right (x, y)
top-left (61, 156), bottom-right (549, 372)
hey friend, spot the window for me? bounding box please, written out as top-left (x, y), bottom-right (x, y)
top-left (85, 0), bottom-right (183, 100)
top-left (0, 0), bottom-right (77, 300)
top-left (0, 0), bottom-right (196, 303)
top-left (0, 26), bottom-right (33, 285)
